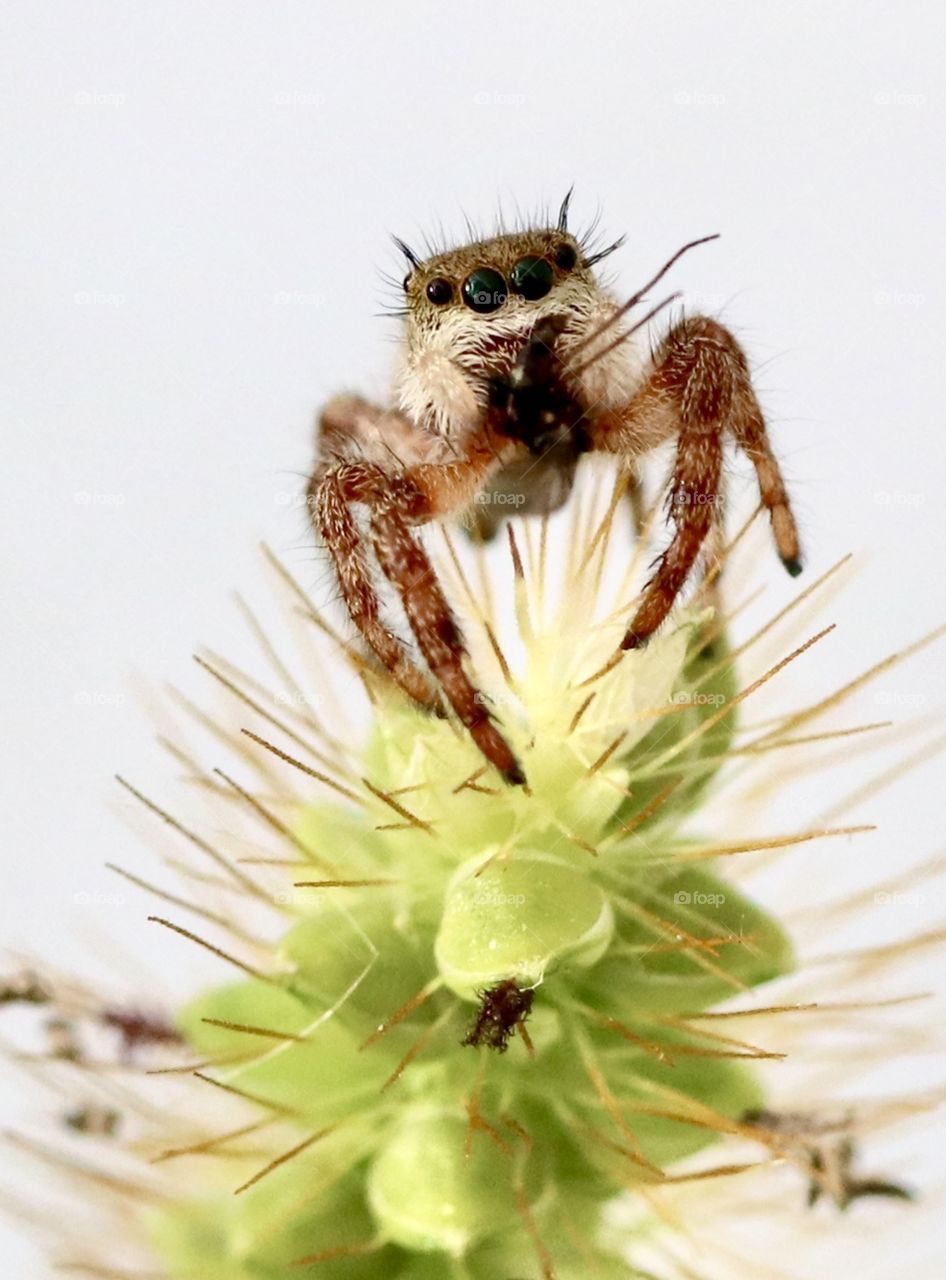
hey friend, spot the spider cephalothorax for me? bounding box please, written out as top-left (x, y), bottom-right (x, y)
top-left (308, 195), bottom-right (802, 784)
top-left (394, 210), bottom-right (643, 440)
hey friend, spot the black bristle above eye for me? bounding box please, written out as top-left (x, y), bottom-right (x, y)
top-left (557, 186), bottom-right (574, 232)
top-left (583, 235), bottom-right (626, 269)
top-left (392, 235), bottom-right (421, 270)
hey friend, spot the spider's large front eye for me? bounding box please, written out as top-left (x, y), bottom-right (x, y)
top-left (462, 267), bottom-right (507, 314)
top-left (425, 277), bottom-right (454, 305)
top-left (510, 256), bottom-right (554, 301)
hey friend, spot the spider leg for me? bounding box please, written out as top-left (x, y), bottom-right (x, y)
top-left (697, 471), bottom-right (727, 600)
top-left (310, 393), bottom-right (523, 782)
top-left (369, 483), bottom-right (525, 786)
top-left (311, 466), bottom-right (442, 711)
top-left (318, 394), bottom-right (447, 469)
top-left (732, 401), bottom-right (802, 575)
top-left (624, 417), bottom-right (723, 649)
top-left (587, 315), bottom-right (800, 649)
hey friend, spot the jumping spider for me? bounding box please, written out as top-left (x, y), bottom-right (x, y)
top-left (308, 194), bottom-right (801, 784)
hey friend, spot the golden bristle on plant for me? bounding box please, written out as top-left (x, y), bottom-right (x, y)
top-left (3, 464), bottom-right (944, 1280)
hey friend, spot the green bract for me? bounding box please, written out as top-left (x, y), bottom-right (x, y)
top-left (435, 853), bottom-right (614, 998)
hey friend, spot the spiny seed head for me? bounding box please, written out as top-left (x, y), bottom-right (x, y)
top-left (5, 481), bottom-right (936, 1279)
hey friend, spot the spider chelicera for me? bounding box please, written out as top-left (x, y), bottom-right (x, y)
top-left (307, 194), bottom-right (801, 784)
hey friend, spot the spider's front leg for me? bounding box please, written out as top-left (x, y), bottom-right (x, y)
top-left (589, 315), bottom-right (802, 649)
top-left (367, 477), bottom-right (526, 785)
top-left (311, 460), bottom-right (441, 713)
top-left (309, 401), bottom-right (526, 785)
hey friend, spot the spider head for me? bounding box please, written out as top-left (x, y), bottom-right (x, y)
top-left (393, 221), bottom-right (636, 438)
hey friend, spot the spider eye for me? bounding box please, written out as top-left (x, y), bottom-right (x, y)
top-left (425, 277), bottom-right (454, 305)
top-left (554, 242), bottom-right (578, 271)
top-left (402, 273), bottom-right (413, 291)
top-left (510, 256), bottom-right (554, 300)
top-left (462, 267), bottom-right (507, 314)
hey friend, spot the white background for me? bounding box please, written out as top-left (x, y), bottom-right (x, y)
top-left (1, 2), bottom-right (944, 1275)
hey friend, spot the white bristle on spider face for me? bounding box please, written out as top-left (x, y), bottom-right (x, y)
top-left (307, 196), bottom-right (802, 785)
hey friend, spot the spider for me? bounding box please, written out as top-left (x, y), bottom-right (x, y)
top-left (307, 194), bottom-right (801, 785)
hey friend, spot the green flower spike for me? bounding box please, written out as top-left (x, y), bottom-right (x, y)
top-left (8, 480), bottom-right (938, 1280)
